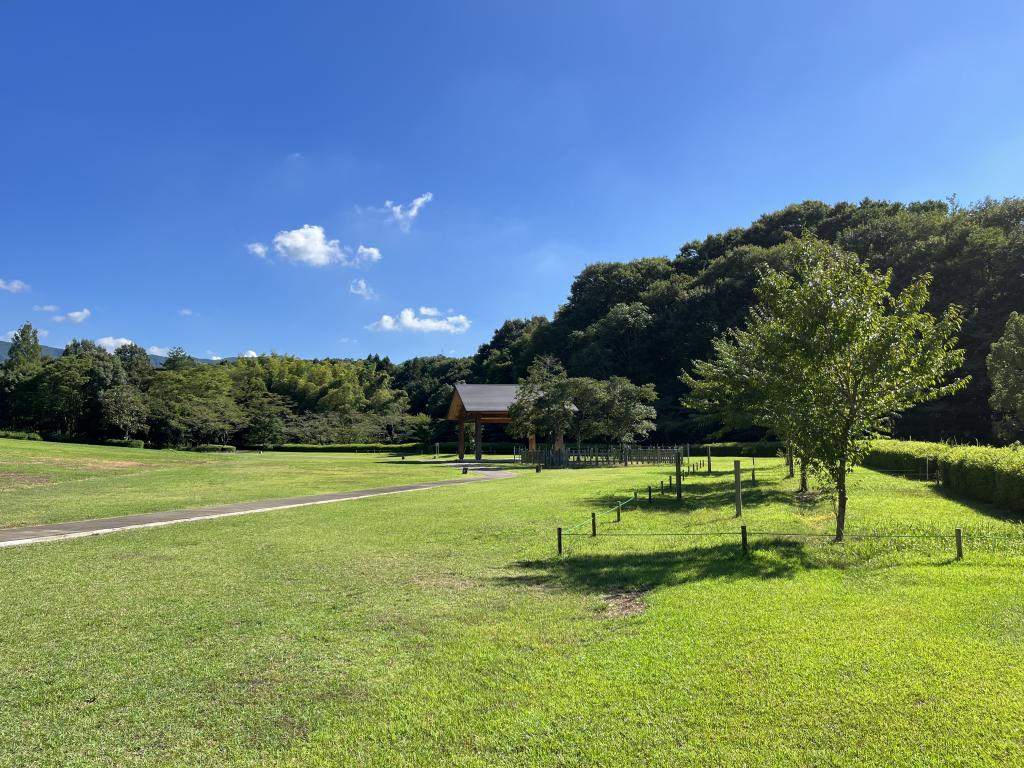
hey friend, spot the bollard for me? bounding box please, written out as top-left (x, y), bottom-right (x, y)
top-left (741, 525), bottom-right (748, 556)
top-left (557, 527), bottom-right (563, 555)
top-left (955, 528), bottom-right (963, 560)
top-left (591, 512), bottom-right (597, 537)
top-left (535, 464), bottom-right (542, 473)
top-left (462, 466), bottom-right (468, 475)
top-left (733, 460), bottom-right (742, 517)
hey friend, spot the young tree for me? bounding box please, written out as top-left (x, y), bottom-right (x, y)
top-left (988, 312), bottom-right (1024, 442)
top-left (508, 356), bottom-right (575, 448)
top-left (684, 236), bottom-right (967, 541)
top-left (0, 322), bottom-right (45, 427)
top-left (100, 383), bottom-right (148, 439)
top-left (161, 346), bottom-right (197, 371)
top-left (601, 376), bottom-right (658, 444)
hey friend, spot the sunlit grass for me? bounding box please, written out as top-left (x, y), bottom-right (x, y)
top-left (0, 446), bottom-right (1021, 766)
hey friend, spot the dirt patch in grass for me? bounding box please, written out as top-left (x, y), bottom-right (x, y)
top-left (0, 472), bottom-right (52, 487)
top-left (601, 590), bottom-right (647, 618)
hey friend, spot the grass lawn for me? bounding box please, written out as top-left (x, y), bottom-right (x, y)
top-left (0, 438), bottom-right (471, 528)
top-left (1, 448), bottom-right (1023, 766)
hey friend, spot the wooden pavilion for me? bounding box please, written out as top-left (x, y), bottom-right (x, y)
top-left (446, 383), bottom-right (530, 460)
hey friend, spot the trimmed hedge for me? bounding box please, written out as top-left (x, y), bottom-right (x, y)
top-left (0, 429), bottom-right (42, 441)
top-left (702, 441), bottom-right (785, 458)
top-left (273, 443), bottom-right (421, 453)
top-left (191, 444), bottom-right (237, 453)
top-left (862, 439), bottom-right (948, 475)
top-left (435, 441), bottom-right (522, 455)
top-left (102, 438), bottom-right (146, 449)
top-left (940, 445), bottom-right (1024, 514)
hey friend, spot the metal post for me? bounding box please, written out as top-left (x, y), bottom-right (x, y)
top-left (955, 528), bottom-right (963, 560)
top-left (557, 527), bottom-right (563, 555)
top-left (591, 512), bottom-right (597, 537)
top-left (734, 460), bottom-right (742, 517)
top-left (741, 525), bottom-right (748, 556)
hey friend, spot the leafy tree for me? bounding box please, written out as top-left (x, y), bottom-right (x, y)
top-left (116, 343), bottom-right (155, 388)
top-left (161, 347), bottom-right (197, 371)
top-left (146, 366), bottom-right (244, 446)
top-left (508, 356), bottom-right (575, 448)
top-left (100, 383), bottom-right (148, 439)
top-left (567, 377), bottom-right (607, 447)
top-left (601, 376), bottom-right (658, 443)
top-left (59, 340), bottom-right (126, 437)
top-left (0, 322), bottom-right (44, 427)
top-left (685, 236), bottom-right (967, 541)
top-left (988, 312), bottom-right (1024, 441)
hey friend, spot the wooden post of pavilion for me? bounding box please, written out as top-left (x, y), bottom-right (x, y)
top-left (457, 417), bottom-right (465, 461)
top-left (474, 419), bottom-right (483, 461)
top-left (446, 383), bottom-right (519, 464)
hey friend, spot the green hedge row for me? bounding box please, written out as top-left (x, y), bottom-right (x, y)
top-left (434, 441), bottom-right (522, 454)
top-left (702, 441), bottom-right (785, 458)
top-left (191, 444), bottom-right (237, 453)
top-left (273, 443), bottom-right (421, 453)
top-left (0, 430), bottom-right (42, 441)
top-left (862, 439), bottom-right (946, 475)
top-left (941, 445), bottom-right (1024, 513)
top-left (102, 438), bottom-right (146, 449)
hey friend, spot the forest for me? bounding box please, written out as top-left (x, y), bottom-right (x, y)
top-left (2, 196), bottom-right (1022, 447)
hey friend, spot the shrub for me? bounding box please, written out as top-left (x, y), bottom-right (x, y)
top-left (102, 438), bottom-right (145, 449)
top-left (940, 444), bottom-right (1024, 513)
top-left (191, 444), bottom-right (237, 453)
top-left (0, 429), bottom-right (42, 441)
top-left (862, 439), bottom-right (949, 477)
top-left (273, 442), bottom-right (421, 453)
top-left (702, 441), bottom-right (784, 458)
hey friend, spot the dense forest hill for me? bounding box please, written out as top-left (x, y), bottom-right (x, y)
top-left (389, 197), bottom-right (1024, 444)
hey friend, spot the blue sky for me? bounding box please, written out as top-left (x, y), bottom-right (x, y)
top-left (2, 1), bottom-right (1022, 361)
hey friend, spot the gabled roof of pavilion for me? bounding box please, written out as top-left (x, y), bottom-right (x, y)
top-left (446, 383), bottom-right (519, 423)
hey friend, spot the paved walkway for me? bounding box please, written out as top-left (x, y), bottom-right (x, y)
top-left (0, 466), bottom-right (516, 549)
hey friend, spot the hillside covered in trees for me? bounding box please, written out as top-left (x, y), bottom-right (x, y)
top-left (394, 197), bottom-right (1024, 444)
top-left (2, 197), bottom-right (1022, 447)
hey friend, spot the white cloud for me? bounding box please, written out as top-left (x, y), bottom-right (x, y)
top-left (419, 306), bottom-right (440, 316)
top-left (0, 279), bottom-right (29, 293)
top-left (96, 336), bottom-right (133, 352)
top-left (247, 242), bottom-right (269, 259)
top-left (53, 308), bottom-right (91, 323)
top-left (33, 304), bottom-right (58, 312)
top-left (209, 355), bottom-right (222, 361)
top-left (384, 193), bottom-right (433, 232)
top-left (273, 224), bottom-right (344, 267)
top-left (338, 337), bottom-right (358, 344)
top-left (367, 307), bottom-right (471, 334)
top-left (38, 329), bottom-right (49, 338)
top-left (242, 350), bottom-right (258, 358)
top-left (178, 308), bottom-right (193, 316)
top-left (147, 345), bottom-right (170, 357)
top-left (350, 278), bottom-right (376, 300)
top-left (356, 244), bottom-right (381, 264)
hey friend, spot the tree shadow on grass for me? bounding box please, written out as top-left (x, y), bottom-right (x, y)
top-left (499, 540), bottom-right (821, 594)
top-left (579, 485), bottom-right (795, 515)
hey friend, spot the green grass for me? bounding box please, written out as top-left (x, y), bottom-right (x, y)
top-left (0, 438), bottom-right (470, 527)
top-left (0, 448), bottom-right (1023, 766)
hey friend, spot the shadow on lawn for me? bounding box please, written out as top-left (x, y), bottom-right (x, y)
top-left (579, 484), bottom-right (795, 514)
top-left (500, 540), bottom-right (820, 593)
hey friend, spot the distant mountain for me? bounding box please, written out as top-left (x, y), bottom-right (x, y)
top-left (0, 341), bottom-right (225, 367)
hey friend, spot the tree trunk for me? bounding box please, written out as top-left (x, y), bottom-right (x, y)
top-left (835, 459), bottom-right (848, 542)
top-left (786, 444), bottom-right (795, 478)
top-left (799, 458), bottom-right (808, 493)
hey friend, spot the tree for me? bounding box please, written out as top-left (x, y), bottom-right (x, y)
top-left (0, 322), bottom-right (44, 427)
top-left (116, 343), bottom-right (155, 388)
top-left (100, 384), bottom-right (148, 439)
top-left (161, 347), bottom-right (197, 371)
top-left (601, 376), bottom-right (658, 444)
top-left (684, 235), bottom-right (967, 541)
top-left (988, 311), bottom-right (1024, 441)
top-left (508, 356), bottom-right (575, 448)
top-left (567, 377), bottom-right (607, 447)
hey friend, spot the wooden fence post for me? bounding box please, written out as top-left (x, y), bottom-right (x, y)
top-left (734, 460), bottom-right (743, 517)
top-left (557, 527), bottom-right (563, 555)
top-left (675, 450), bottom-right (682, 502)
top-left (741, 524), bottom-right (748, 556)
top-left (660, 480), bottom-right (664, 495)
top-left (462, 466), bottom-right (468, 475)
top-left (591, 512), bottom-right (597, 537)
top-left (955, 528), bottom-right (963, 560)
top-left (707, 445), bottom-right (712, 475)
top-left (648, 485), bottom-right (652, 502)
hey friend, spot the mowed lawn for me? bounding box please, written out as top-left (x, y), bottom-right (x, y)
top-left (1, 449), bottom-right (1023, 766)
top-left (0, 439), bottom-right (466, 527)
